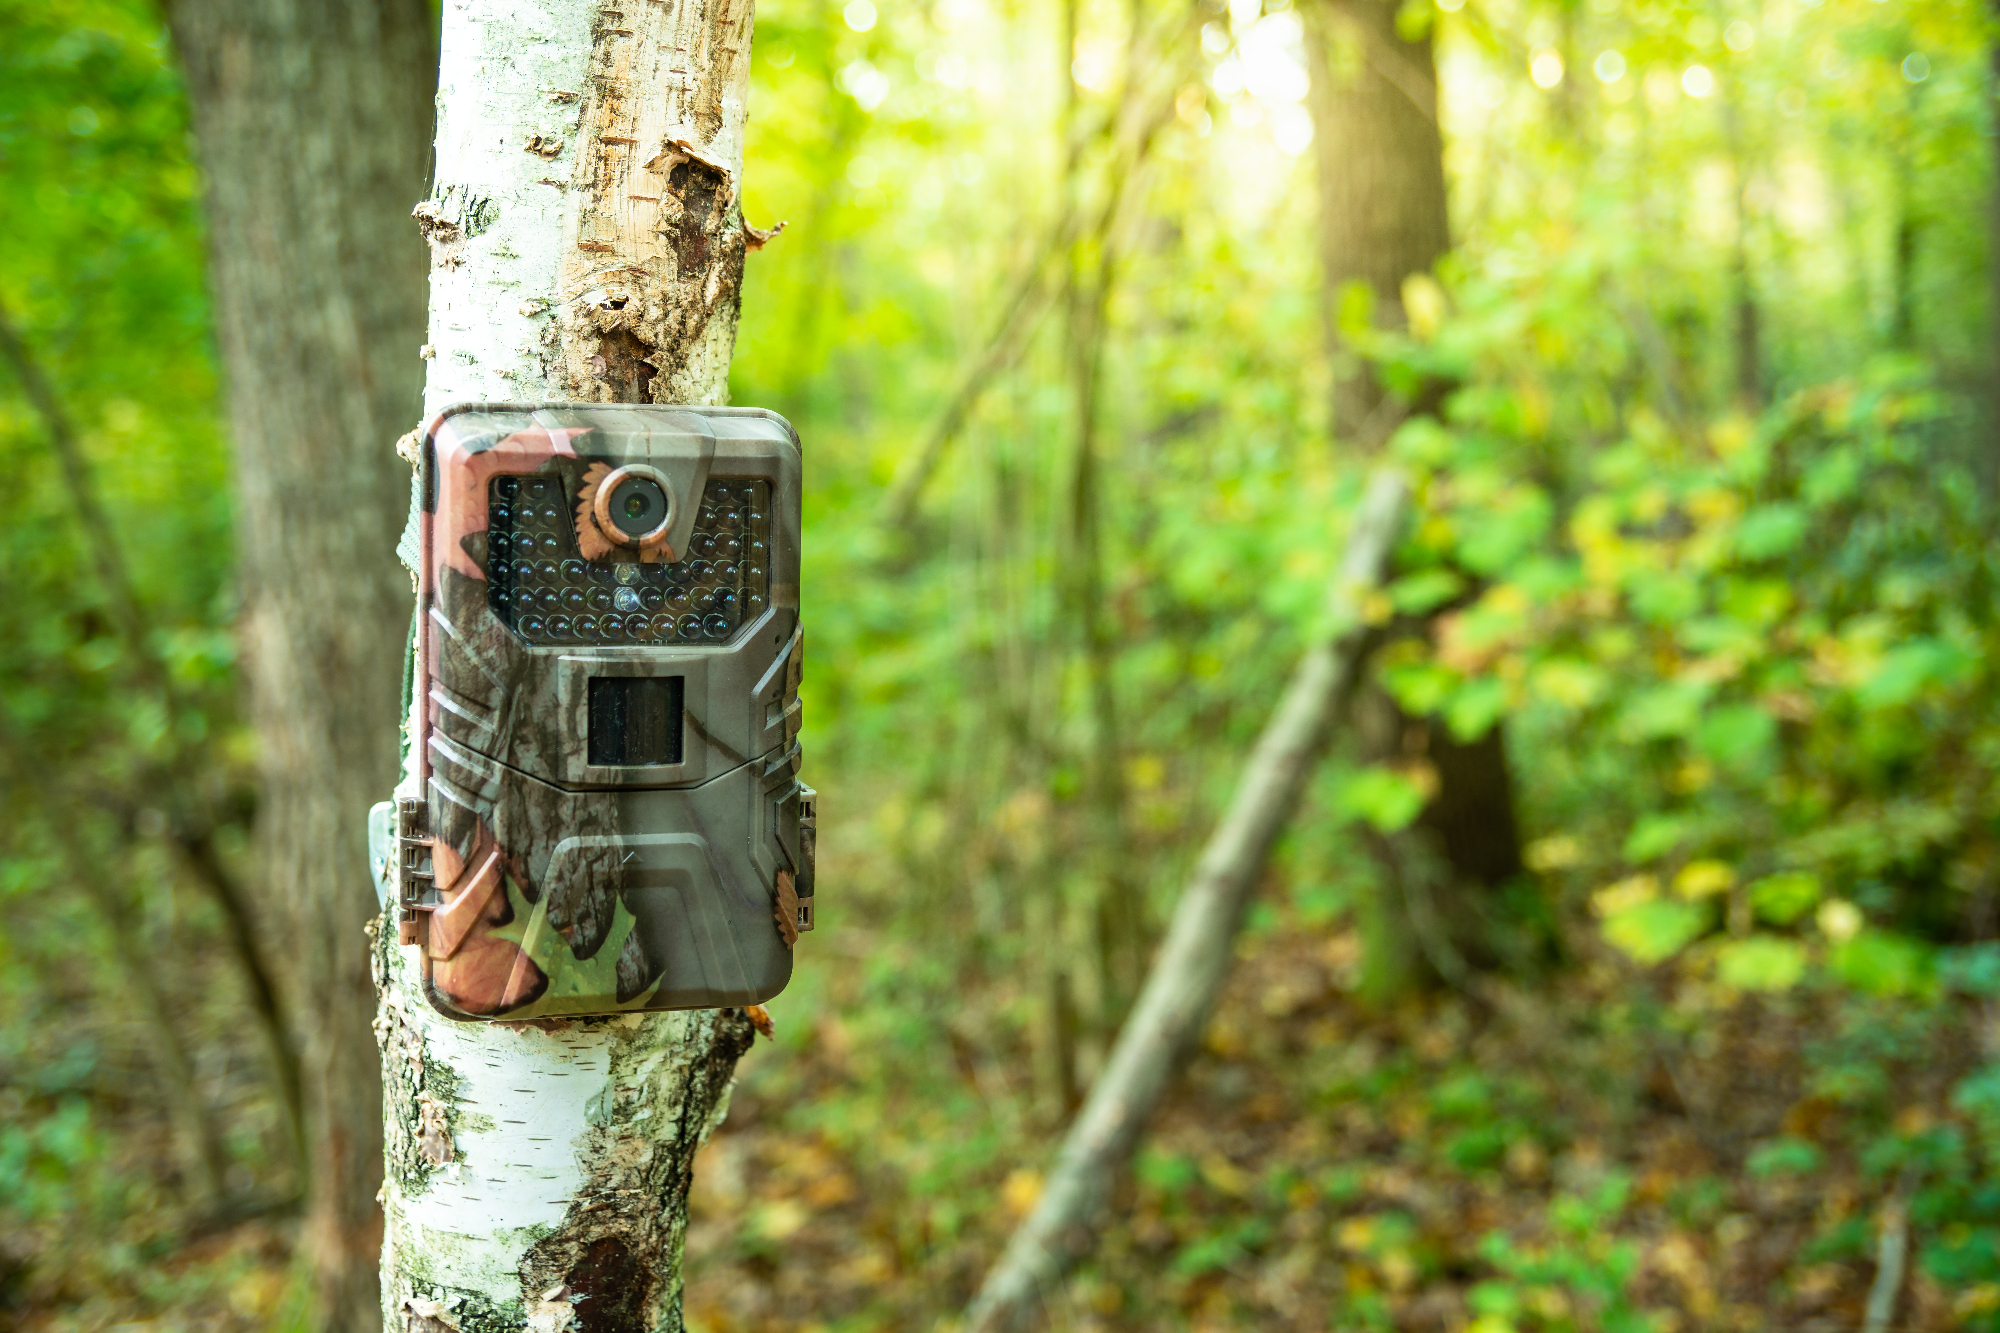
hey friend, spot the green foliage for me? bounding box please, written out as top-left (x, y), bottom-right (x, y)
top-left (1469, 1176), bottom-right (1656, 1333)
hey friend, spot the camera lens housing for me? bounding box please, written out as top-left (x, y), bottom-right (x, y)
top-left (592, 464), bottom-right (675, 550)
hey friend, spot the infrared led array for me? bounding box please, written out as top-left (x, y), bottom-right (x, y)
top-left (484, 472), bottom-right (772, 646)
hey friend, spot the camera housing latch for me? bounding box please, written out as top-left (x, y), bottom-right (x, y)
top-left (396, 795), bottom-right (437, 946)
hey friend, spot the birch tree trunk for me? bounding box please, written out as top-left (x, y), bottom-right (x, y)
top-left (375, 2), bottom-right (763, 1328)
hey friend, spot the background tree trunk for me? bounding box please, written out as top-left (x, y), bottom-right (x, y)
top-left (164, 4), bottom-right (439, 1328)
top-left (1303, 0), bottom-right (1526, 990)
top-left (374, 2), bottom-right (762, 1328)
top-left (1302, 0), bottom-right (1449, 444)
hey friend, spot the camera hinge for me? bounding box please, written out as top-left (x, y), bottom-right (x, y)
top-left (396, 795), bottom-right (438, 946)
top-left (795, 783), bottom-right (816, 932)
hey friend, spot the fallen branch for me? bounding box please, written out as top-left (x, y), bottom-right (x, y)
top-left (961, 469), bottom-right (1410, 1332)
top-left (1863, 1182), bottom-right (1910, 1333)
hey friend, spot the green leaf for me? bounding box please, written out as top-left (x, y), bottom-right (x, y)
top-left (1456, 486), bottom-right (1553, 576)
top-left (1750, 872), bottom-right (1821, 926)
top-left (1716, 936), bottom-right (1807, 991)
top-left (1941, 944), bottom-right (2000, 997)
top-left (1445, 676), bottom-right (1509, 741)
top-left (1694, 703), bottom-right (1776, 770)
top-left (1388, 568), bottom-right (1465, 614)
top-left (1529, 657), bottom-right (1609, 709)
top-left (1831, 930), bottom-right (1932, 996)
top-left (1734, 503), bottom-right (1808, 559)
top-left (1381, 659), bottom-right (1460, 716)
top-left (1854, 639), bottom-right (1975, 709)
top-left (1747, 1137), bottom-right (1823, 1177)
top-left (1332, 765), bottom-right (1429, 833)
top-left (1623, 813), bottom-right (1690, 862)
top-left (1602, 899), bottom-right (1708, 964)
top-left (1627, 569), bottom-right (1702, 625)
top-left (1619, 681), bottom-right (1708, 740)
top-left (1718, 577), bottom-right (1792, 626)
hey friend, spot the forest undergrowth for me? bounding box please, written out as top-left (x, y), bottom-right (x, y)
top-left (679, 845), bottom-right (2000, 1333)
top-left (9, 890), bottom-right (1990, 1333)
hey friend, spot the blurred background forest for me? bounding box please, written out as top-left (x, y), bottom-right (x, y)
top-left (7, 0), bottom-right (2000, 1328)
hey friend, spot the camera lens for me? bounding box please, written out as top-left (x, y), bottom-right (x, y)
top-left (702, 613), bottom-right (731, 640)
top-left (607, 475), bottom-right (668, 539)
top-left (675, 614), bottom-right (703, 640)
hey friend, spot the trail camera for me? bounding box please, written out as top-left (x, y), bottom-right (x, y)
top-left (390, 404), bottom-right (810, 1022)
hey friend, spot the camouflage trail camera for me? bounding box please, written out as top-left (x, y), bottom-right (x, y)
top-left (391, 404), bottom-right (811, 1022)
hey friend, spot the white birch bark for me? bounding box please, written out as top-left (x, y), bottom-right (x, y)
top-left (373, 2), bottom-right (763, 1328)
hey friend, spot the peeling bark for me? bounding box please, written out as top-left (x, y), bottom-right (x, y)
top-left (417, 0), bottom-right (754, 416)
top-left (381, 1), bottom-right (763, 1327)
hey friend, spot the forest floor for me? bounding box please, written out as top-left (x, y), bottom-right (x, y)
top-left (0, 911), bottom-right (1975, 1331)
top-left (681, 915), bottom-right (1978, 1333)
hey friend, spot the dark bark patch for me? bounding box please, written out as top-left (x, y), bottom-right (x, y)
top-left (568, 1236), bottom-right (648, 1331)
top-left (517, 1010), bottom-right (756, 1333)
top-left (589, 327), bottom-right (657, 403)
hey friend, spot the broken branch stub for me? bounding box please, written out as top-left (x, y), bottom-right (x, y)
top-left (961, 469), bottom-right (1410, 1333)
